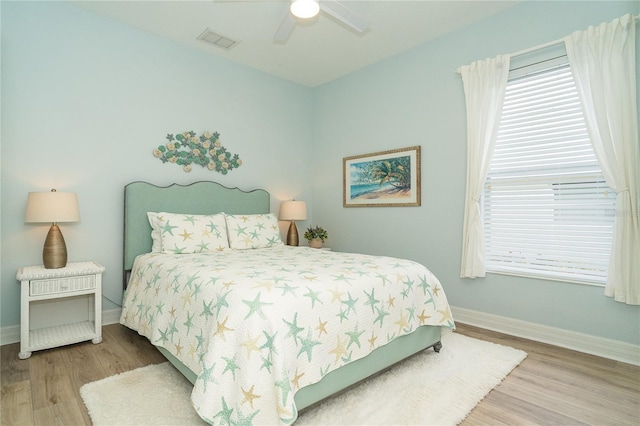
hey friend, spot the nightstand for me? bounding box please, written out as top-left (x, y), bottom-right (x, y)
top-left (16, 261), bottom-right (105, 359)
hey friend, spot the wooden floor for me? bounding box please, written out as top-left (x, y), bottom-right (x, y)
top-left (1, 323), bottom-right (638, 425)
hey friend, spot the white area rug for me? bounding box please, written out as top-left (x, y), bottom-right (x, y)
top-left (80, 332), bottom-right (526, 425)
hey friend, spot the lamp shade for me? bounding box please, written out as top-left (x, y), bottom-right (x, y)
top-left (290, 0), bottom-right (320, 19)
top-left (279, 200), bottom-right (307, 221)
top-left (25, 190), bottom-right (80, 224)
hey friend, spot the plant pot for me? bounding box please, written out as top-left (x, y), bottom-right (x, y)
top-left (309, 238), bottom-right (323, 249)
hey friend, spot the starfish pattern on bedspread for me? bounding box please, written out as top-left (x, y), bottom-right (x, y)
top-left (120, 246), bottom-right (454, 425)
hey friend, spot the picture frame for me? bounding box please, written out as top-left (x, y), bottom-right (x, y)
top-left (343, 146), bottom-right (421, 207)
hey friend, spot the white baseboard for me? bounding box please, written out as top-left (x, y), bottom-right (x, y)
top-left (3, 306), bottom-right (637, 366)
top-left (1, 325), bottom-right (20, 346)
top-left (0, 308), bottom-right (122, 347)
top-left (452, 306), bottom-right (640, 366)
top-left (102, 308), bottom-right (122, 326)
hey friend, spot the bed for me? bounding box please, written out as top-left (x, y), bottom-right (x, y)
top-left (121, 181), bottom-right (455, 425)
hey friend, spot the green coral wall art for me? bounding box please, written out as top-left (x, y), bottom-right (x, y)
top-left (153, 131), bottom-right (242, 173)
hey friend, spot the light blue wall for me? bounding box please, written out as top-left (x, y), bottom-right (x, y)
top-left (1, 1), bottom-right (313, 328)
top-left (312, 1), bottom-right (640, 345)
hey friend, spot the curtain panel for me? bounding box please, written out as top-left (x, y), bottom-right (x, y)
top-left (458, 55), bottom-right (510, 279)
top-left (565, 14), bottom-right (640, 305)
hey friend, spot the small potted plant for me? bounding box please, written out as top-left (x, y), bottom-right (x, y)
top-left (304, 225), bottom-right (328, 249)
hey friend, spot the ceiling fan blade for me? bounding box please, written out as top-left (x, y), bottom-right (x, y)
top-left (274, 11), bottom-right (296, 42)
top-left (319, 0), bottom-right (369, 33)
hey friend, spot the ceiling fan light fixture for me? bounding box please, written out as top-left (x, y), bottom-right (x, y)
top-left (290, 0), bottom-right (320, 19)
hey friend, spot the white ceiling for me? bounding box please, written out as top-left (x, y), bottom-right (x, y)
top-left (71, 0), bottom-right (519, 87)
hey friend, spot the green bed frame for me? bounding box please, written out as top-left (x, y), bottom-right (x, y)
top-left (123, 181), bottom-right (442, 413)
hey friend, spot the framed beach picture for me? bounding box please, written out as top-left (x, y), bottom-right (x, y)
top-left (343, 146), bottom-right (421, 207)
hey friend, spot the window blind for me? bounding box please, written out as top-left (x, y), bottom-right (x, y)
top-left (484, 63), bottom-right (616, 285)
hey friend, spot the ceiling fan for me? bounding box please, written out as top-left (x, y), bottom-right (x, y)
top-left (274, 0), bottom-right (370, 42)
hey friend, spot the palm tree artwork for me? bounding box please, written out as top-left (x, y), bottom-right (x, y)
top-left (350, 154), bottom-right (412, 200)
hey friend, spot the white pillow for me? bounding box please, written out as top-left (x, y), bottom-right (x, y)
top-left (147, 212), bottom-right (164, 253)
top-left (225, 213), bottom-right (283, 249)
top-left (148, 212), bottom-right (229, 254)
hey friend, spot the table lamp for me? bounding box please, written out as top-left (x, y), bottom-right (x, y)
top-left (25, 189), bottom-right (80, 269)
top-left (279, 200), bottom-right (307, 246)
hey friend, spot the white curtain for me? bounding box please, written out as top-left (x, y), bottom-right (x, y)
top-left (565, 14), bottom-right (640, 305)
top-left (459, 55), bottom-right (510, 279)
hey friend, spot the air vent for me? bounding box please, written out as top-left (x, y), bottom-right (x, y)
top-left (197, 28), bottom-right (239, 50)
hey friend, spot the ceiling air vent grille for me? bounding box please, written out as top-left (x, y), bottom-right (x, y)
top-left (197, 28), bottom-right (239, 50)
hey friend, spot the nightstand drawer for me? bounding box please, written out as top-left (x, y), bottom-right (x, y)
top-left (30, 275), bottom-right (96, 296)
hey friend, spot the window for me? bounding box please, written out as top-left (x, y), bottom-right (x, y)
top-left (483, 59), bottom-right (616, 285)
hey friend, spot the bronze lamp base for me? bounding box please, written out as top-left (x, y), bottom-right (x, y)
top-left (286, 220), bottom-right (299, 246)
top-left (43, 224), bottom-right (68, 269)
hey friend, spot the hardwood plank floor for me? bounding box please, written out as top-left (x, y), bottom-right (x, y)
top-left (1, 323), bottom-right (638, 425)
top-left (457, 324), bottom-right (640, 426)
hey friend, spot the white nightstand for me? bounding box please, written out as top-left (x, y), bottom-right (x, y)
top-left (16, 261), bottom-right (105, 359)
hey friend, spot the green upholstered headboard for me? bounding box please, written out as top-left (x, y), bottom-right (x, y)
top-left (123, 181), bottom-right (270, 288)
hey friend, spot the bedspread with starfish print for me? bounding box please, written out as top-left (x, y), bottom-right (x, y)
top-left (120, 246), bottom-right (454, 425)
